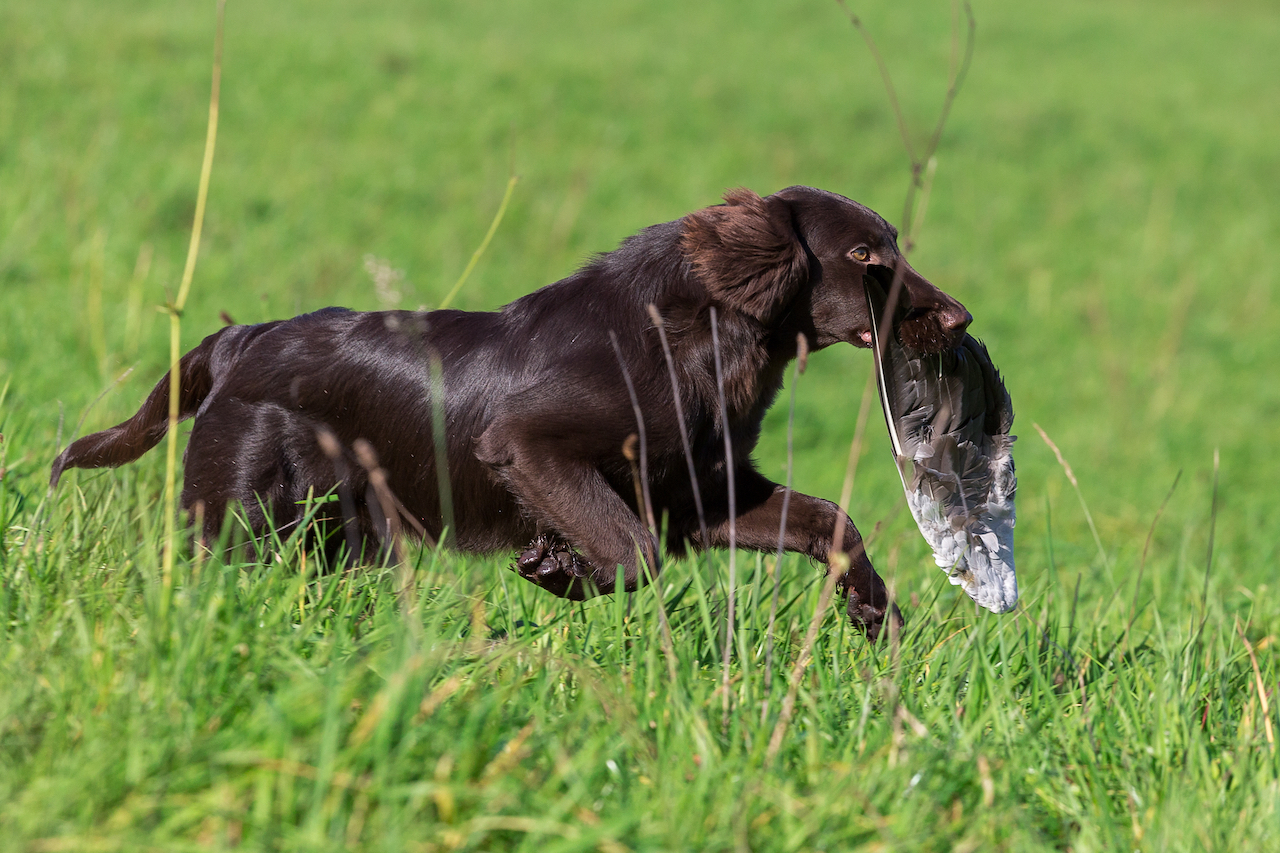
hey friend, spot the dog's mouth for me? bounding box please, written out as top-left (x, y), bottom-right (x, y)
top-left (899, 311), bottom-right (970, 354)
top-left (859, 263), bottom-right (972, 355)
top-left (853, 314), bottom-right (967, 354)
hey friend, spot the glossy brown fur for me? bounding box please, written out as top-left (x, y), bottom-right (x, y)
top-left (51, 186), bottom-right (971, 640)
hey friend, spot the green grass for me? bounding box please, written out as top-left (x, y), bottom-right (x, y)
top-left (2, 0), bottom-right (1278, 849)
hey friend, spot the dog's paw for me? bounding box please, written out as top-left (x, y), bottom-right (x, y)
top-left (513, 534), bottom-right (597, 601)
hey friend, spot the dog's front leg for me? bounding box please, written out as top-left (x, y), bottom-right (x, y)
top-left (696, 470), bottom-right (903, 642)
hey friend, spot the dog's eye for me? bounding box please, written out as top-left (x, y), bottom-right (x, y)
top-left (849, 247), bottom-right (870, 262)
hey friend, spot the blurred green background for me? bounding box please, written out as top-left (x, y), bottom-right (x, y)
top-left (2, 0), bottom-right (1278, 848)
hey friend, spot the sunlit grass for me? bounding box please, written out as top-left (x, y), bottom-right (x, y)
top-left (4, 477), bottom-right (1277, 850)
top-left (2, 0), bottom-right (1278, 849)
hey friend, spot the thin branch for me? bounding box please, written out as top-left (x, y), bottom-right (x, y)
top-left (353, 439), bottom-right (406, 565)
top-left (1034, 423), bottom-right (1109, 571)
top-left (836, 0), bottom-right (976, 253)
top-left (609, 331), bottom-right (658, 539)
top-left (610, 329), bottom-right (680, 683)
top-left (1121, 469), bottom-right (1180, 651)
top-left (923, 2), bottom-right (976, 175)
top-left (710, 307), bottom-right (737, 730)
top-left (1197, 448), bottom-right (1220, 637)
top-left (764, 333), bottom-right (808, 721)
top-left (838, 0), bottom-right (918, 164)
top-left (315, 428), bottom-right (369, 560)
top-left (767, 367), bottom-right (879, 765)
top-left (647, 305), bottom-right (709, 545)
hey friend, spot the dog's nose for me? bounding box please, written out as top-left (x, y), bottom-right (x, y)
top-left (941, 305), bottom-right (972, 335)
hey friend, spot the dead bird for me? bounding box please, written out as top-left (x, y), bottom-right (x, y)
top-left (864, 264), bottom-right (1018, 614)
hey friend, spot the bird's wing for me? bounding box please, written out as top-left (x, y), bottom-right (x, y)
top-left (864, 266), bottom-right (1018, 614)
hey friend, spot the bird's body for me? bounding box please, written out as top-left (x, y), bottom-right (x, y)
top-left (865, 266), bottom-right (1018, 614)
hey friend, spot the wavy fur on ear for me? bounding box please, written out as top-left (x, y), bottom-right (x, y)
top-left (680, 188), bottom-right (809, 322)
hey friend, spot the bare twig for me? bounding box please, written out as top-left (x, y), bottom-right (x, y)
top-left (647, 304), bottom-right (709, 544)
top-left (766, 367), bottom-right (879, 764)
top-left (1236, 618), bottom-right (1275, 751)
top-left (353, 440), bottom-right (406, 565)
top-left (829, 0), bottom-right (977, 627)
top-left (1118, 470), bottom-right (1181, 654)
top-left (352, 439), bottom-right (424, 626)
top-left (710, 307), bottom-right (737, 729)
top-left (764, 332), bottom-right (808, 722)
top-left (1197, 448), bottom-right (1220, 637)
top-left (609, 331), bottom-right (658, 539)
top-left (610, 330), bottom-right (680, 682)
top-left (315, 428), bottom-right (370, 559)
top-left (767, 3), bottom-right (978, 759)
top-left (844, 1), bottom-right (974, 392)
top-left (836, 0), bottom-right (976, 252)
top-left (1034, 423), bottom-right (1109, 571)
top-left (838, 0), bottom-right (919, 164)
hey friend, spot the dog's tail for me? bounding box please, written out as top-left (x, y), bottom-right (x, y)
top-left (50, 328), bottom-right (231, 488)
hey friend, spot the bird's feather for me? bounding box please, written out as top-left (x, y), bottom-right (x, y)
top-left (864, 265), bottom-right (1018, 614)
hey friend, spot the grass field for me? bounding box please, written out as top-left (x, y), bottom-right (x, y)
top-left (3, 0), bottom-right (1279, 849)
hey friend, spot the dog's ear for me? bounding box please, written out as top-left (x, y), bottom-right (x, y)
top-left (680, 188), bottom-right (809, 321)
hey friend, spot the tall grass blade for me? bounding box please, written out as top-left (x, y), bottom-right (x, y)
top-left (160, 0), bottom-right (226, 616)
top-left (438, 175), bottom-right (519, 310)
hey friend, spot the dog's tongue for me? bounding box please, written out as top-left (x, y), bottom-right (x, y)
top-left (859, 330), bottom-right (873, 344)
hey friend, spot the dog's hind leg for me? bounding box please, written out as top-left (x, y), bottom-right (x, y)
top-left (182, 398), bottom-right (376, 561)
top-left (480, 446), bottom-right (658, 599)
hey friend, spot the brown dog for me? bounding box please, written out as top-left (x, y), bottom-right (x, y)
top-left (52, 186), bottom-right (971, 640)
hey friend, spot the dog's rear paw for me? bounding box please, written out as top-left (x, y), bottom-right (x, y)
top-left (513, 534), bottom-right (597, 601)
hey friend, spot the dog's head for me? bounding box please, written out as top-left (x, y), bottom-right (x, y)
top-left (680, 186), bottom-right (971, 353)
